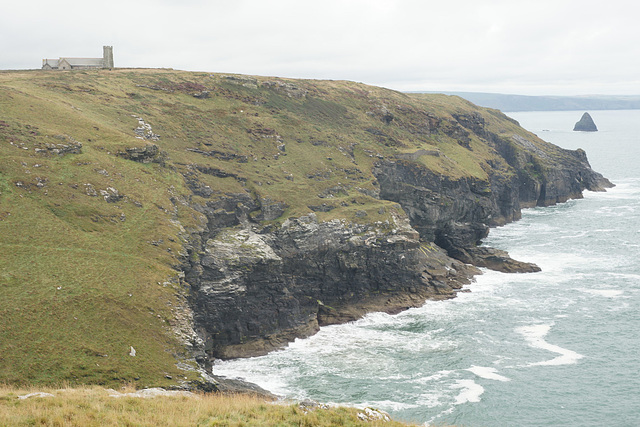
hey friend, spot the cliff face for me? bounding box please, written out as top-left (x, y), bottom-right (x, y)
top-left (371, 138), bottom-right (609, 270)
top-left (0, 69), bottom-right (612, 387)
top-left (187, 212), bottom-right (477, 361)
top-left (182, 108), bottom-right (612, 364)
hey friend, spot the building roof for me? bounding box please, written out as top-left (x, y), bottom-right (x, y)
top-left (60, 57), bottom-right (104, 66)
top-left (43, 59), bottom-right (59, 67)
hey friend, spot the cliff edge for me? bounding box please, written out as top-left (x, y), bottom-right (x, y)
top-left (0, 69), bottom-right (612, 388)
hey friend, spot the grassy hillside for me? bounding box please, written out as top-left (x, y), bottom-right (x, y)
top-left (0, 68), bottom-right (559, 388)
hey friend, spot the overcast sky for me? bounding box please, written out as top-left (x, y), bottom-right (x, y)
top-left (2, 0), bottom-right (639, 96)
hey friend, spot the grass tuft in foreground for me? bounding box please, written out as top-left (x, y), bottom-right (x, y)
top-left (0, 385), bottom-right (421, 427)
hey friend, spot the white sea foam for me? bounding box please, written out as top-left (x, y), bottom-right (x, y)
top-left (559, 230), bottom-right (589, 239)
top-left (213, 359), bottom-right (297, 396)
top-left (608, 272), bottom-right (640, 280)
top-left (355, 310), bottom-right (395, 326)
top-left (451, 379), bottom-right (484, 404)
top-left (356, 400), bottom-right (420, 412)
top-left (577, 288), bottom-right (624, 298)
top-left (411, 370), bottom-right (454, 385)
top-left (595, 181), bottom-right (640, 198)
top-left (532, 251), bottom-right (606, 274)
top-left (426, 407), bottom-right (456, 427)
top-left (416, 391), bottom-right (446, 408)
top-left (466, 366), bottom-right (511, 382)
top-left (516, 324), bottom-right (584, 366)
top-left (595, 206), bottom-right (636, 216)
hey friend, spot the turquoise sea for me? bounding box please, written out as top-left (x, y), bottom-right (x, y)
top-left (214, 110), bottom-right (640, 426)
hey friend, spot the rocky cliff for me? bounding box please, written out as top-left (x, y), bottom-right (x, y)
top-left (0, 69), bottom-right (612, 388)
top-left (183, 108), bottom-right (611, 366)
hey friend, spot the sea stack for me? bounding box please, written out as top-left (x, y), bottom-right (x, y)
top-left (573, 112), bottom-right (598, 132)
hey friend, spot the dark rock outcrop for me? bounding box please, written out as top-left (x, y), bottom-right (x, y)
top-left (186, 213), bottom-right (478, 360)
top-left (574, 112), bottom-right (598, 132)
top-left (118, 144), bottom-right (166, 164)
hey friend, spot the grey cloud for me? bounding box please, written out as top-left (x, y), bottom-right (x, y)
top-left (2, 0), bottom-right (640, 95)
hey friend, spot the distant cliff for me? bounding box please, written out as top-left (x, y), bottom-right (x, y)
top-left (0, 69), bottom-right (612, 389)
top-left (416, 91), bottom-right (640, 112)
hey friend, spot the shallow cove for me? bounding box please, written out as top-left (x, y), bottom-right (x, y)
top-left (214, 110), bottom-right (640, 426)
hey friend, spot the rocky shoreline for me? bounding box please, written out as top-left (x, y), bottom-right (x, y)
top-left (180, 121), bottom-right (612, 381)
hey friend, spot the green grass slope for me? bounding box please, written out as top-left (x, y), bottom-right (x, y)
top-left (0, 68), bottom-right (561, 388)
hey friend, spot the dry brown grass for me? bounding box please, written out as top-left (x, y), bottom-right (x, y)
top-left (0, 385), bottom-right (419, 427)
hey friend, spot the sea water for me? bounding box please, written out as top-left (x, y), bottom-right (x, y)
top-left (214, 110), bottom-right (640, 426)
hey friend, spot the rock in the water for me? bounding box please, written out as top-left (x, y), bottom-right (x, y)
top-left (464, 246), bottom-right (541, 273)
top-left (573, 112), bottom-right (598, 132)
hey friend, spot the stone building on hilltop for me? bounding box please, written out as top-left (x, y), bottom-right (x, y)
top-left (42, 46), bottom-right (114, 70)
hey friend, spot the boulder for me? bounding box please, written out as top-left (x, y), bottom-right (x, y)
top-left (573, 112), bottom-right (598, 132)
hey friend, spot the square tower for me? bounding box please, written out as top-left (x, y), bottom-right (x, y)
top-left (103, 46), bottom-right (114, 69)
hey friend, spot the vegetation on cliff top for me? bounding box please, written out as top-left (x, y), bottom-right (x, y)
top-left (0, 68), bottom-right (583, 388)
